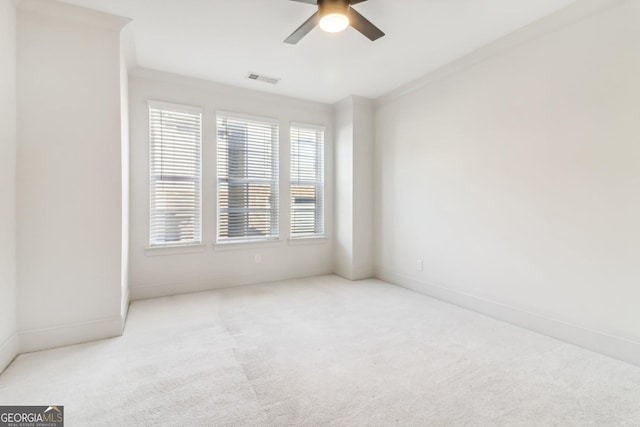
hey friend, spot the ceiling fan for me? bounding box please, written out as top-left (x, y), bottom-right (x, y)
top-left (284, 0), bottom-right (385, 44)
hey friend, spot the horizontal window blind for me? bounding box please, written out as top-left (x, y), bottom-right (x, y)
top-left (290, 124), bottom-right (324, 237)
top-left (149, 101), bottom-right (202, 246)
top-left (217, 114), bottom-right (279, 242)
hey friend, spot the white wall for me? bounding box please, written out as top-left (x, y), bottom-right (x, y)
top-left (375, 0), bottom-right (640, 364)
top-left (334, 96), bottom-right (374, 280)
top-left (352, 98), bottom-right (374, 279)
top-left (128, 70), bottom-right (334, 299)
top-left (334, 98), bottom-right (354, 279)
top-left (120, 38), bottom-right (130, 321)
top-left (0, 0), bottom-right (18, 372)
top-left (16, 1), bottom-right (129, 352)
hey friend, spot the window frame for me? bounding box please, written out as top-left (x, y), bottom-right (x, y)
top-left (147, 100), bottom-right (203, 248)
top-left (289, 122), bottom-right (325, 239)
top-left (215, 111), bottom-right (280, 244)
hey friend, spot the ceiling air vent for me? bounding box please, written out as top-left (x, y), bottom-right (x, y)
top-left (247, 72), bottom-right (280, 85)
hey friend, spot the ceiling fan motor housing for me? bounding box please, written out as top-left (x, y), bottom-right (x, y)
top-left (318, 0), bottom-right (350, 18)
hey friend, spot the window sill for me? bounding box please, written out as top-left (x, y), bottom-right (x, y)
top-left (145, 243), bottom-right (207, 257)
top-left (213, 239), bottom-right (283, 252)
top-left (287, 236), bottom-right (327, 246)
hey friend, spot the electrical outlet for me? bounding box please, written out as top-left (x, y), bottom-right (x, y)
top-left (416, 259), bottom-right (423, 272)
top-left (254, 254), bottom-right (262, 264)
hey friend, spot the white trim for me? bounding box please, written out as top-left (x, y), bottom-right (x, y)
top-left (376, 268), bottom-right (640, 368)
top-left (148, 99), bottom-right (203, 115)
top-left (351, 95), bottom-right (374, 108)
top-left (121, 285), bottom-right (130, 322)
top-left (213, 239), bottom-right (283, 251)
top-left (18, 316), bottom-right (124, 354)
top-left (145, 243), bottom-right (207, 256)
top-left (375, 0), bottom-right (628, 107)
top-left (131, 278), bottom-right (244, 301)
top-left (287, 236), bottom-right (327, 246)
top-left (216, 110), bottom-right (280, 126)
top-left (129, 68), bottom-right (333, 114)
top-left (290, 121), bottom-right (326, 131)
top-left (16, 0), bottom-right (131, 31)
top-left (0, 333), bottom-right (19, 374)
top-left (130, 271), bottom-right (333, 301)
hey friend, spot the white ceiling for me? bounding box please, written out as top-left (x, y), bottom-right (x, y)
top-left (59, 0), bottom-right (575, 104)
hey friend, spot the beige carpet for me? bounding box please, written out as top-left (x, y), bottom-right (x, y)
top-left (1, 275), bottom-right (639, 426)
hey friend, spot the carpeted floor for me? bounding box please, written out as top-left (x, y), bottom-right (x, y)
top-left (1, 275), bottom-right (639, 426)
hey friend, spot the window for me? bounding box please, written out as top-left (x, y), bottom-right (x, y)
top-left (217, 114), bottom-right (279, 242)
top-left (290, 124), bottom-right (324, 237)
top-left (148, 101), bottom-right (202, 246)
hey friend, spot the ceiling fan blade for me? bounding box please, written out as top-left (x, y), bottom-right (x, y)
top-left (290, 0), bottom-right (317, 4)
top-left (349, 0), bottom-right (368, 4)
top-left (284, 11), bottom-right (320, 44)
top-left (349, 7), bottom-right (385, 41)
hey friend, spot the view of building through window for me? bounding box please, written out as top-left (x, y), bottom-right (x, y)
top-left (291, 125), bottom-right (324, 237)
top-left (217, 115), bottom-right (279, 242)
top-left (150, 109), bottom-right (324, 245)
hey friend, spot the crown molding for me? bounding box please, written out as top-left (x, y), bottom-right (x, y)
top-left (16, 0), bottom-right (131, 31)
top-left (130, 67), bottom-right (333, 114)
top-left (351, 95), bottom-right (374, 108)
top-left (376, 0), bottom-right (629, 107)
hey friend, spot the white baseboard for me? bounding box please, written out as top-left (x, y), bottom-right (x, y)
top-left (122, 285), bottom-right (130, 322)
top-left (377, 268), bottom-right (640, 368)
top-left (130, 268), bottom-right (333, 301)
top-left (0, 333), bottom-right (19, 374)
top-left (19, 315), bottom-right (125, 354)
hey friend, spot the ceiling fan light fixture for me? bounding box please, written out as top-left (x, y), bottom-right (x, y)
top-left (319, 13), bottom-right (349, 33)
top-left (284, 0), bottom-right (385, 45)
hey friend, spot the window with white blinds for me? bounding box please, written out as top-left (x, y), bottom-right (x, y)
top-left (290, 124), bottom-right (324, 237)
top-left (148, 101), bottom-right (202, 247)
top-left (217, 114), bottom-right (279, 242)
